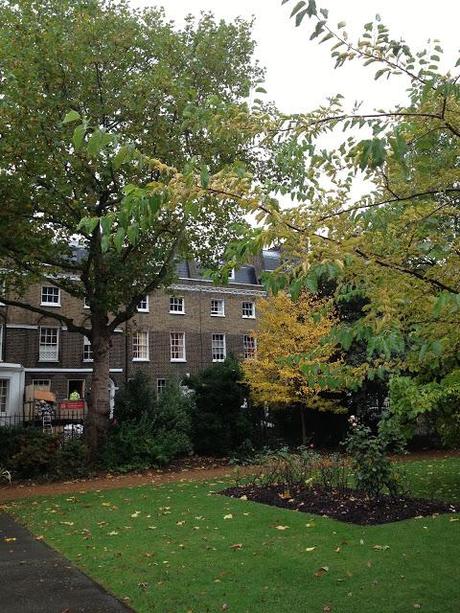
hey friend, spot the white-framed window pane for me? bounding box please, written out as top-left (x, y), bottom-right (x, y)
top-left (157, 378), bottom-right (167, 396)
top-left (83, 336), bottom-right (93, 361)
top-left (243, 335), bottom-right (256, 359)
top-left (133, 331), bottom-right (149, 360)
top-left (41, 286), bottom-right (60, 305)
top-left (0, 379), bottom-right (8, 413)
top-left (169, 297), bottom-right (184, 313)
top-left (170, 332), bottom-right (185, 361)
top-left (212, 333), bottom-right (226, 362)
top-left (137, 295), bottom-right (149, 312)
top-left (210, 299), bottom-right (225, 317)
top-left (228, 268), bottom-right (235, 280)
top-left (39, 327), bottom-right (59, 361)
top-left (32, 379), bottom-right (51, 391)
top-left (242, 301), bottom-right (255, 318)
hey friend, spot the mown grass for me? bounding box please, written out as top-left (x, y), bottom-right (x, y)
top-left (5, 456), bottom-right (460, 613)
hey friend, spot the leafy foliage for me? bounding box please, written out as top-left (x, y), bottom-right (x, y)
top-left (187, 357), bottom-right (252, 455)
top-left (243, 291), bottom-right (349, 409)
top-left (104, 378), bottom-right (194, 470)
top-left (345, 415), bottom-right (406, 497)
top-left (114, 371), bottom-right (156, 425)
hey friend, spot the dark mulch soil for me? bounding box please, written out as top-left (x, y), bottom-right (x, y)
top-left (221, 484), bottom-right (458, 525)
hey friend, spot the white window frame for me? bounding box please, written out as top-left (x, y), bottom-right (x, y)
top-left (32, 379), bottom-right (51, 391)
top-left (41, 286), bottom-right (61, 307)
top-left (228, 268), bottom-right (236, 280)
top-left (67, 379), bottom-right (85, 399)
top-left (169, 296), bottom-right (185, 314)
top-left (82, 336), bottom-right (93, 362)
top-left (132, 330), bottom-right (149, 361)
top-left (212, 333), bottom-right (226, 362)
top-left (243, 334), bottom-right (257, 359)
top-left (210, 299), bottom-right (225, 317)
top-left (0, 378), bottom-right (9, 414)
top-left (170, 332), bottom-right (186, 362)
top-left (156, 378), bottom-right (167, 397)
top-left (39, 327), bottom-right (59, 362)
top-left (137, 295), bottom-right (149, 313)
top-left (242, 301), bottom-right (256, 319)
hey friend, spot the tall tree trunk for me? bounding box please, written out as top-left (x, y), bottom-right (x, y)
top-left (86, 327), bottom-right (111, 462)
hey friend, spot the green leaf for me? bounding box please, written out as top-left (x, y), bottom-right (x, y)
top-left (72, 125), bottom-right (86, 150)
top-left (87, 129), bottom-right (104, 157)
top-left (113, 144), bottom-right (132, 170)
top-left (63, 110), bottom-right (81, 124)
top-left (295, 8), bottom-right (308, 26)
top-left (290, 1), bottom-right (306, 17)
top-left (113, 227), bottom-right (125, 252)
top-left (337, 21), bottom-right (346, 28)
top-left (200, 165), bottom-right (210, 189)
top-left (77, 216), bottom-right (99, 234)
top-left (127, 224), bottom-right (139, 245)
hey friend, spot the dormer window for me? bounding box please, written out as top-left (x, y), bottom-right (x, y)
top-left (41, 286), bottom-right (60, 307)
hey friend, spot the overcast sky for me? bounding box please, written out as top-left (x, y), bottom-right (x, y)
top-left (132, 0), bottom-right (459, 114)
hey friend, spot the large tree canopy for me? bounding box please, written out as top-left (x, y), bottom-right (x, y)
top-left (0, 0), bottom-right (263, 456)
top-left (220, 1), bottom-right (460, 440)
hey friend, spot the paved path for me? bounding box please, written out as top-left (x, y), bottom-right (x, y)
top-left (0, 513), bottom-right (131, 613)
top-left (0, 464), bottom-right (242, 503)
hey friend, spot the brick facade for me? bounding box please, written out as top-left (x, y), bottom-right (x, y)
top-left (0, 254), bottom-right (277, 412)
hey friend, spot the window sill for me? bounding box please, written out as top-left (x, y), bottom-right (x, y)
top-left (210, 314), bottom-right (225, 318)
top-left (137, 310), bottom-right (149, 314)
top-left (212, 358), bottom-right (226, 363)
top-left (242, 315), bottom-right (256, 319)
top-left (82, 359), bottom-right (94, 363)
top-left (170, 358), bottom-right (187, 363)
top-left (40, 303), bottom-right (61, 308)
top-left (38, 359), bottom-right (59, 363)
top-left (132, 358), bottom-right (150, 362)
top-left (169, 311), bottom-right (185, 315)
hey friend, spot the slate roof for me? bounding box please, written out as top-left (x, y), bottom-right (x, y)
top-left (70, 247), bottom-right (280, 286)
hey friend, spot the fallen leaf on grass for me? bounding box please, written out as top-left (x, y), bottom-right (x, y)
top-left (107, 531), bottom-right (119, 536)
top-left (373, 545), bottom-right (390, 551)
top-left (230, 543), bottom-right (243, 550)
top-left (305, 547), bottom-right (317, 552)
top-left (130, 511), bottom-right (141, 518)
top-left (240, 495), bottom-right (248, 501)
top-left (275, 525), bottom-right (289, 531)
top-left (314, 566), bottom-right (329, 577)
top-left (223, 514), bottom-right (233, 520)
top-left (449, 518), bottom-right (459, 522)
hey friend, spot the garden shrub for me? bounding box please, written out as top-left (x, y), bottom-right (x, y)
top-left (102, 379), bottom-right (193, 470)
top-left (345, 415), bottom-right (406, 497)
top-left (10, 430), bottom-right (61, 478)
top-left (113, 371), bottom-right (156, 424)
top-left (55, 438), bottom-right (89, 479)
top-left (187, 356), bottom-right (252, 455)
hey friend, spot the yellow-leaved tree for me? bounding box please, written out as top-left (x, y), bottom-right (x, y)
top-left (243, 291), bottom-right (348, 443)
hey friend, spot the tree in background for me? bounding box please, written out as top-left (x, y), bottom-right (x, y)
top-left (243, 292), bottom-right (350, 443)
top-left (222, 1), bottom-right (460, 442)
top-left (0, 0), bottom-right (263, 457)
top-left (187, 356), bottom-right (251, 456)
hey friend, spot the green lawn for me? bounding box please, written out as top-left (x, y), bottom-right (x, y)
top-left (6, 457), bottom-right (460, 613)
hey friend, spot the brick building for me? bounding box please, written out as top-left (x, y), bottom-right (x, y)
top-left (0, 250), bottom-right (279, 421)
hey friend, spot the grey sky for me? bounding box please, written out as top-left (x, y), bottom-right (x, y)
top-left (132, 0), bottom-right (459, 114)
